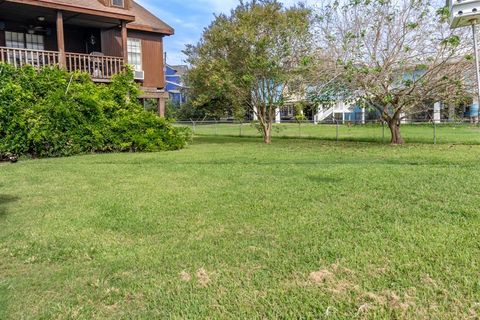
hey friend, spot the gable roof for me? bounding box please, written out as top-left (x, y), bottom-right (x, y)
top-left (128, 2), bottom-right (174, 35)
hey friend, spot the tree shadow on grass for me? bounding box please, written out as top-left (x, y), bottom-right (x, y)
top-left (0, 195), bottom-right (19, 219)
top-left (193, 135), bottom-right (264, 145)
top-left (307, 175), bottom-right (343, 184)
top-left (192, 135), bottom-right (392, 148)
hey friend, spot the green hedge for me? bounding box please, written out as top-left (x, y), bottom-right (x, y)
top-left (0, 63), bottom-right (190, 158)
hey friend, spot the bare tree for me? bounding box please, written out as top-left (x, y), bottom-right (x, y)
top-left (314, 0), bottom-right (473, 144)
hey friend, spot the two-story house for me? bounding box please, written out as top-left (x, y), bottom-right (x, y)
top-left (0, 0), bottom-right (173, 116)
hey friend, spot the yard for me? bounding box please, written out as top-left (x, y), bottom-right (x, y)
top-left (1, 135), bottom-right (480, 319)
top-left (181, 122), bottom-right (480, 145)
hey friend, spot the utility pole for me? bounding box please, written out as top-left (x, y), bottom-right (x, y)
top-left (472, 22), bottom-right (480, 123)
top-left (449, 0), bottom-right (480, 123)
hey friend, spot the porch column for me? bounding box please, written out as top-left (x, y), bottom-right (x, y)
top-left (56, 11), bottom-right (66, 68)
top-left (252, 105), bottom-right (258, 121)
top-left (314, 105), bottom-right (321, 124)
top-left (157, 98), bottom-right (165, 117)
top-left (121, 21), bottom-right (128, 63)
top-left (361, 107), bottom-right (366, 125)
top-left (471, 97), bottom-right (479, 124)
top-left (448, 104), bottom-right (456, 122)
top-left (275, 107), bottom-right (281, 123)
top-left (433, 102), bottom-right (441, 124)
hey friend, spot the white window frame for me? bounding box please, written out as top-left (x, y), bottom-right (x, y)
top-left (26, 34), bottom-right (45, 50)
top-left (6, 31), bottom-right (26, 49)
top-left (5, 31), bottom-right (44, 51)
top-left (111, 0), bottom-right (125, 8)
top-left (127, 38), bottom-right (142, 72)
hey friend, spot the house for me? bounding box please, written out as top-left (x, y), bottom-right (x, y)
top-left (0, 0), bottom-right (173, 116)
top-left (165, 64), bottom-right (188, 105)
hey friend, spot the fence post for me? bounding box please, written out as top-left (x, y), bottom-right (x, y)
top-left (433, 121), bottom-right (437, 145)
top-left (190, 118), bottom-right (196, 134)
top-left (333, 119), bottom-right (339, 142)
top-left (215, 119), bottom-right (218, 136)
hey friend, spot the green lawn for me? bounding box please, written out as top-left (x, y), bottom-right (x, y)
top-left (180, 122), bottom-right (480, 145)
top-left (1, 136), bottom-right (480, 319)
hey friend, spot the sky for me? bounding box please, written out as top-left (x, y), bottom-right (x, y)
top-left (136, 0), bottom-right (305, 66)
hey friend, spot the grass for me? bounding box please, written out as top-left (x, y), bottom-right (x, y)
top-left (1, 135), bottom-right (480, 319)
top-left (180, 122), bottom-right (480, 145)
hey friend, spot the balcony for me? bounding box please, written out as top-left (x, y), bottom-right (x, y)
top-left (0, 47), bottom-right (125, 81)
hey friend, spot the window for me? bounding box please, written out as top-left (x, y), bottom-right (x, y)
top-left (6, 32), bottom-right (25, 49)
top-left (5, 32), bottom-right (44, 50)
top-left (127, 38), bottom-right (142, 71)
top-left (111, 0), bottom-right (125, 7)
top-left (26, 34), bottom-right (45, 50)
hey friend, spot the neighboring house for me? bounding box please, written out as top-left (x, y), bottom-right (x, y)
top-left (0, 0), bottom-right (173, 116)
top-left (165, 64), bottom-right (188, 105)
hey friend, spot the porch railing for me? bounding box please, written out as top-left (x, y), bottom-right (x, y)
top-left (0, 47), bottom-right (60, 68)
top-left (0, 47), bottom-right (124, 80)
top-left (65, 52), bottom-right (124, 80)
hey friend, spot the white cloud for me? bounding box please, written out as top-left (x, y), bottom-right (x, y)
top-left (136, 0), bottom-right (309, 65)
top-left (191, 0), bottom-right (308, 14)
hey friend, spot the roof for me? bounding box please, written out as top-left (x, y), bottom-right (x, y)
top-left (6, 0), bottom-right (174, 35)
top-left (169, 65), bottom-right (188, 76)
top-left (128, 2), bottom-right (174, 35)
top-left (43, 0), bottom-right (131, 15)
top-left (6, 0), bottom-right (135, 20)
top-left (166, 81), bottom-right (188, 89)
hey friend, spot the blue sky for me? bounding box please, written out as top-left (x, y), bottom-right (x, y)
top-left (136, 0), bottom-right (303, 66)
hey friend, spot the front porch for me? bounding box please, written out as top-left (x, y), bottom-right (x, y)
top-left (0, 47), bottom-right (124, 81)
top-left (0, 1), bottom-right (132, 81)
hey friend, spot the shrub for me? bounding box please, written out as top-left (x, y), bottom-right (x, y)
top-left (0, 63), bottom-right (190, 158)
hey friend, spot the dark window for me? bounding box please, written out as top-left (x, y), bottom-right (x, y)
top-left (6, 32), bottom-right (44, 50)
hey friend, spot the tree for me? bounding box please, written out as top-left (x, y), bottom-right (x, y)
top-left (184, 0), bottom-right (312, 144)
top-left (315, 0), bottom-right (472, 144)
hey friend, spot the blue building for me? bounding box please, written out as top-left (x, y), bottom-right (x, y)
top-left (165, 64), bottom-right (188, 105)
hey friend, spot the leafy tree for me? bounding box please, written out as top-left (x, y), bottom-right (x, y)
top-left (316, 0), bottom-right (472, 144)
top-left (184, 0), bottom-right (312, 143)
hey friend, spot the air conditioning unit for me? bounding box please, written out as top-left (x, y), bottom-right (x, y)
top-left (134, 70), bottom-right (145, 80)
top-left (449, 0), bottom-right (480, 28)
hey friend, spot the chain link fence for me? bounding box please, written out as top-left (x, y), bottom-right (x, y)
top-left (174, 119), bottom-right (480, 145)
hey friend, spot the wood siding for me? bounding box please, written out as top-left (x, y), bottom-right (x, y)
top-left (101, 28), bottom-right (123, 57)
top-left (0, 31), bottom-right (5, 47)
top-left (64, 27), bottom-right (101, 54)
top-left (129, 30), bottom-right (165, 89)
top-left (0, 20), bottom-right (102, 53)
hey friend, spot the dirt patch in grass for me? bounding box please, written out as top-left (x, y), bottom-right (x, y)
top-left (287, 263), bottom-right (422, 317)
top-left (196, 268), bottom-right (211, 287)
top-left (179, 271), bottom-right (192, 282)
top-left (309, 269), bottom-right (333, 284)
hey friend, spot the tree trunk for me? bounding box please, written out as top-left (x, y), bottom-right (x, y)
top-left (263, 126), bottom-right (272, 144)
top-left (388, 120), bottom-right (404, 145)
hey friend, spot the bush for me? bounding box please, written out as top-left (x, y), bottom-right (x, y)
top-left (0, 63), bottom-right (190, 158)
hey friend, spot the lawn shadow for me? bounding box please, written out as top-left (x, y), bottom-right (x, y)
top-left (0, 195), bottom-right (20, 219)
top-left (307, 175), bottom-right (343, 184)
top-left (193, 135), bottom-right (264, 145)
